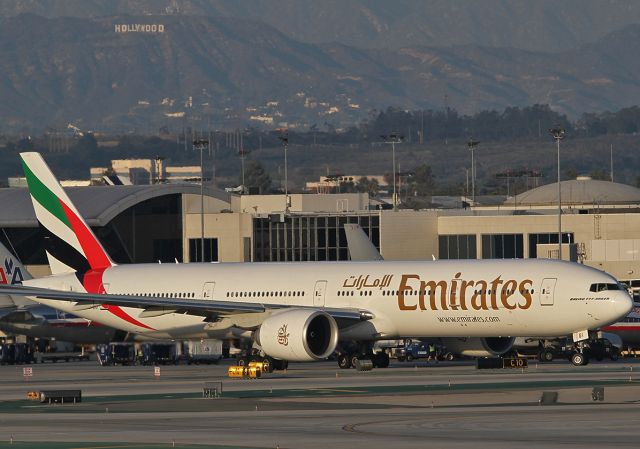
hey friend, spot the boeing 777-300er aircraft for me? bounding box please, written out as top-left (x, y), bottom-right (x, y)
top-left (0, 152), bottom-right (632, 370)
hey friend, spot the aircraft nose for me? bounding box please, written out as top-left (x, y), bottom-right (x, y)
top-left (611, 291), bottom-right (633, 320)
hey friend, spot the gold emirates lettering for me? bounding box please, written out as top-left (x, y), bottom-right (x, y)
top-left (398, 273), bottom-right (533, 311)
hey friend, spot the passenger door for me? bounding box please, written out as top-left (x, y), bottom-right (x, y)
top-left (313, 280), bottom-right (327, 307)
top-left (539, 278), bottom-right (556, 306)
top-left (202, 282), bottom-right (216, 300)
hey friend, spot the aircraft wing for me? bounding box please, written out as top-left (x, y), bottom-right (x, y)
top-left (0, 285), bottom-right (371, 322)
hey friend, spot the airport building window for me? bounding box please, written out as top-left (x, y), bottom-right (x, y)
top-left (528, 232), bottom-right (574, 258)
top-left (153, 239), bottom-right (181, 263)
top-left (481, 234), bottom-right (523, 259)
top-left (253, 213), bottom-right (380, 262)
top-left (438, 234), bottom-right (477, 259)
top-left (189, 238), bottom-right (219, 262)
top-left (100, 194), bottom-right (183, 263)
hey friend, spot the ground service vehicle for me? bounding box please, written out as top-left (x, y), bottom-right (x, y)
top-left (97, 343), bottom-right (136, 366)
top-left (187, 339), bottom-right (222, 364)
top-left (0, 343), bottom-right (34, 364)
top-left (139, 343), bottom-right (177, 365)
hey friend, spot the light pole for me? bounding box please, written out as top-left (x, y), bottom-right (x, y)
top-left (549, 126), bottom-right (565, 260)
top-left (381, 133), bottom-right (403, 211)
top-left (193, 139), bottom-right (209, 262)
top-left (278, 130), bottom-right (289, 213)
top-left (154, 155), bottom-right (164, 184)
top-left (239, 146), bottom-right (248, 194)
top-left (610, 144), bottom-right (614, 182)
top-left (467, 138), bottom-right (480, 204)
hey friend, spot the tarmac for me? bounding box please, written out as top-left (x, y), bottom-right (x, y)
top-left (1, 359), bottom-right (640, 448)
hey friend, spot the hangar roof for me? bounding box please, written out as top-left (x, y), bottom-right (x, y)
top-left (0, 184), bottom-right (230, 227)
top-left (510, 177), bottom-right (640, 207)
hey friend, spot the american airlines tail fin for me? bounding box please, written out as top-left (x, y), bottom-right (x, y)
top-left (0, 241), bottom-right (33, 308)
top-left (344, 224), bottom-right (383, 261)
top-left (20, 152), bottom-right (114, 275)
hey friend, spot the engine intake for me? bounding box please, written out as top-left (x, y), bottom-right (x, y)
top-left (256, 309), bottom-right (339, 362)
top-left (440, 337), bottom-right (515, 357)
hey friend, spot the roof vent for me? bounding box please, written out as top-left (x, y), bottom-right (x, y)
top-left (576, 176), bottom-right (592, 181)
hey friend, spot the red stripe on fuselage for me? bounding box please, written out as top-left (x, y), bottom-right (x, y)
top-left (82, 269), bottom-right (155, 331)
top-left (58, 200), bottom-right (155, 331)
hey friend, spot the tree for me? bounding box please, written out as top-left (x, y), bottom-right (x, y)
top-left (16, 137), bottom-right (34, 151)
top-left (244, 160), bottom-right (272, 194)
top-left (590, 169), bottom-right (610, 181)
top-left (410, 164), bottom-right (435, 197)
top-left (356, 177), bottom-right (379, 196)
top-left (72, 133), bottom-right (98, 152)
top-left (565, 167), bottom-right (579, 181)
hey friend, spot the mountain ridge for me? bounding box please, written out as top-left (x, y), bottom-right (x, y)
top-left (2, 14), bottom-right (640, 132)
top-left (3, 0), bottom-right (640, 52)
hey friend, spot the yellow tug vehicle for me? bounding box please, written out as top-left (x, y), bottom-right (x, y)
top-left (227, 363), bottom-right (263, 378)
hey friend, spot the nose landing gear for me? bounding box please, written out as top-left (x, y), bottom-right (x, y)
top-left (570, 351), bottom-right (588, 366)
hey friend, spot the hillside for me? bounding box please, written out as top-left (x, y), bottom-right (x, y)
top-left (2, 14), bottom-right (640, 132)
top-left (3, 0), bottom-right (640, 52)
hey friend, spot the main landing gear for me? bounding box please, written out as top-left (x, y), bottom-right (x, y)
top-left (236, 354), bottom-right (288, 373)
top-left (337, 352), bottom-right (389, 369)
top-left (337, 343), bottom-right (390, 370)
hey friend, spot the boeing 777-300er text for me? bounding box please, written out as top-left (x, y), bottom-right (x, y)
top-left (0, 152), bottom-right (632, 370)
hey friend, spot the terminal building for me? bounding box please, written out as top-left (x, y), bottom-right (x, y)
top-left (1, 176), bottom-right (639, 295)
top-left (0, 184), bottom-right (229, 277)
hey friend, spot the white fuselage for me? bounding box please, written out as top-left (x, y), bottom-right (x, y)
top-left (24, 259), bottom-right (632, 340)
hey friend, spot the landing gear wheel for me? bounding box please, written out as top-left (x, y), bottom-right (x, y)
top-left (445, 353), bottom-right (455, 361)
top-left (350, 354), bottom-right (360, 368)
top-left (338, 354), bottom-right (351, 369)
top-left (571, 352), bottom-right (587, 366)
top-left (261, 356), bottom-right (274, 373)
top-left (543, 350), bottom-right (554, 362)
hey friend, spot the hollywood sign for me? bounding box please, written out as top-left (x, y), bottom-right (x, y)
top-left (115, 24), bottom-right (165, 33)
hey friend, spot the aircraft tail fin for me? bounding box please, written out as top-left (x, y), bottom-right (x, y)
top-left (344, 224), bottom-right (383, 261)
top-left (20, 152), bottom-right (114, 275)
top-left (0, 241), bottom-right (33, 308)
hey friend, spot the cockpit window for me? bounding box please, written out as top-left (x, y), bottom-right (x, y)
top-left (589, 283), bottom-right (622, 292)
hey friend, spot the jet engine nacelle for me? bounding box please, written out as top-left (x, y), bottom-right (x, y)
top-left (440, 337), bottom-right (515, 357)
top-left (255, 309), bottom-right (339, 362)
